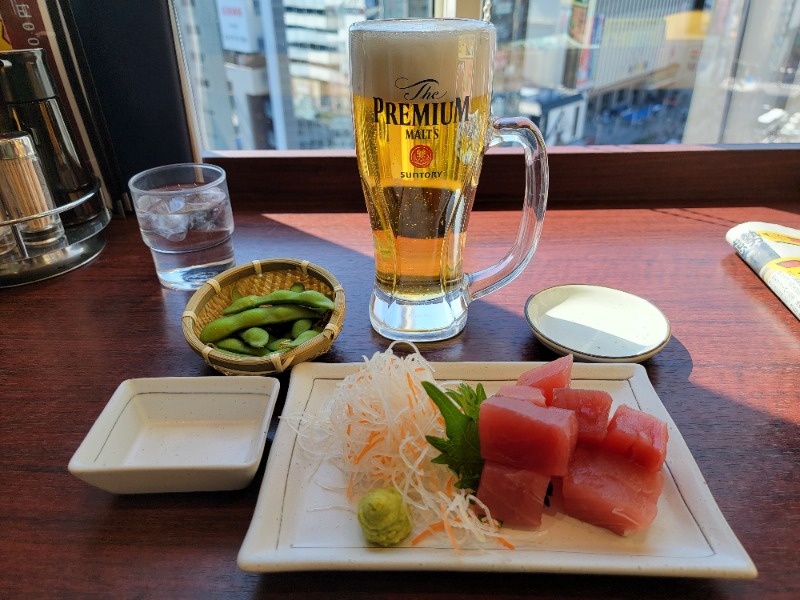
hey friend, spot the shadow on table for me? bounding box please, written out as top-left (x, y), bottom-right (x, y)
top-left (252, 569), bottom-right (738, 599)
top-left (234, 215), bottom-right (569, 364)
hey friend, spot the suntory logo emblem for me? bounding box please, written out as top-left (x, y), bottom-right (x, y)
top-left (410, 145), bottom-right (433, 168)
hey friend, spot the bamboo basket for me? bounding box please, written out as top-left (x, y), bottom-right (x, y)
top-left (182, 258), bottom-right (345, 375)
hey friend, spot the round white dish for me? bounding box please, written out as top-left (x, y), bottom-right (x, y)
top-left (524, 284), bottom-right (671, 363)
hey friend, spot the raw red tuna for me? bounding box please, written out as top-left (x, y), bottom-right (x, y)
top-left (495, 385), bottom-right (546, 406)
top-left (562, 444), bottom-right (664, 536)
top-left (603, 404), bottom-right (669, 473)
top-left (516, 354), bottom-right (573, 404)
top-left (551, 388), bottom-right (613, 446)
top-left (479, 396), bottom-right (578, 476)
top-left (476, 461), bottom-right (551, 528)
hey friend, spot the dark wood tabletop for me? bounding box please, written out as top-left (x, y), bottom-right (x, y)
top-left (1, 199), bottom-right (799, 598)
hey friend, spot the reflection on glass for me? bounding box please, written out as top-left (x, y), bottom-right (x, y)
top-left (172, 0), bottom-right (800, 150)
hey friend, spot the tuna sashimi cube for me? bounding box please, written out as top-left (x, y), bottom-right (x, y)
top-left (603, 404), bottom-right (669, 473)
top-left (479, 396), bottom-right (578, 476)
top-left (476, 461), bottom-right (551, 528)
top-left (551, 388), bottom-right (613, 446)
top-left (516, 354), bottom-right (574, 404)
top-left (562, 444), bottom-right (664, 536)
top-left (495, 385), bottom-right (547, 406)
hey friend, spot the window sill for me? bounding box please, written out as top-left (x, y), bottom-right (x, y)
top-left (205, 145), bottom-right (800, 212)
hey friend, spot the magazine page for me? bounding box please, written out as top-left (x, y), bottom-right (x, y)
top-left (726, 221), bottom-right (800, 320)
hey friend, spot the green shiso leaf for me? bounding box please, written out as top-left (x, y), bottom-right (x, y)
top-left (422, 380), bottom-right (486, 492)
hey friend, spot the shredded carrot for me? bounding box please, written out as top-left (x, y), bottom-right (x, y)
top-left (496, 536), bottom-right (515, 551)
top-left (354, 435), bottom-right (384, 464)
top-left (294, 343), bottom-right (505, 555)
top-left (411, 522), bottom-right (445, 545)
top-left (406, 372), bottom-right (419, 402)
top-left (440, 504), bottom-right (461, 556)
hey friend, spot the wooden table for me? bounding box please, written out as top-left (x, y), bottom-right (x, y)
top-left (2, 201), bottom-right (798, 598)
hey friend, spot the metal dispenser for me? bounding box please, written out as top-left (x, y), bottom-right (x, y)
top-left (0, 48), bottom-right (110, 287)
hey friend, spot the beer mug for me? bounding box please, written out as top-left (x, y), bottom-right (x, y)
top-left (350, 18), bottom-right (548, 342)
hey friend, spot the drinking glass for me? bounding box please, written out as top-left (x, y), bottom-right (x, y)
top-left (350, 18), bottom-right (549, 341)
top-left (128, 163), bottom-right (235, 290)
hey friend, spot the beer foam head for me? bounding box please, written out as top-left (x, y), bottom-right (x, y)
top-left (350, 19), bottom-right (495, 100)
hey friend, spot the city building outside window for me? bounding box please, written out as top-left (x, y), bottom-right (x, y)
top-left (172, 0), bottom-right (800, 152)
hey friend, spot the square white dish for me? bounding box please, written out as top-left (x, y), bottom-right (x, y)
top-left (69, 376), bottom-right (279, 494)
top-left (238, 361), bottom-right (756, 578)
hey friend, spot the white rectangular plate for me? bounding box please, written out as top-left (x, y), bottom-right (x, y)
top-left (238, 362), bottom-right (756, 578)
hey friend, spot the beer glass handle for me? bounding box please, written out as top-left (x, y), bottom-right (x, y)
top-left (467, 117), bottom-right (549, 301)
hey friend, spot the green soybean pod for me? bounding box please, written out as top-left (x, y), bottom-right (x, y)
top-left (215, 337), bottom-right (271, 356)
top-left (222, 289), bottom-right (334, 315)
top-left (286, 289), bottom-right (334, 310)
top-left (279, 328), bottom-right (320, 349)
top-left (290, 282), bottom-right (305, 293)
top-left (290, 318), bottom-right (314, 339)
top-left (267, 336), bottom-right (292, 352)
top-left (240, 327), bottom-right (271, 348)
top-left (222, 294), bottom-right (268, 315)
top-left (199, 305), bottom-right (320, 343)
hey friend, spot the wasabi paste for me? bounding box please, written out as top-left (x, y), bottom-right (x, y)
top-left (357, 487), bottom-right (412, 546)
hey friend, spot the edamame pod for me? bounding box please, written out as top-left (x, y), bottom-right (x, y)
top-left (279, 328), bottom-right (320, 349)
top-left (240, 327), bottom-right (271, 348)
top-left (290, 318), bottom-right (314, 339)
top-left (200, 305), bottom-right (320, 343)
top-left (222, 289), bottom-right (334, 315)
top-left (290, 282), bottom-right (305, 293)
top-left (267, 337), bottom-right (292, 351)
top-left (215, 337), bottom-right (272, 356)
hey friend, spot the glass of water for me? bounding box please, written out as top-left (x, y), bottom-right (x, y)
top-left (128, 163), bottom-right (235, 290)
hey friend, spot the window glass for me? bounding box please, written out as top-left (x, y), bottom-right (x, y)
top-left (172, 0), bottom-right (800, 150)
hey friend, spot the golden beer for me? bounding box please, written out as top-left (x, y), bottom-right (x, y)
top-left (351, 19), bottom-right (548, 341)
top-left (352, 92), bottom-right (491, 300)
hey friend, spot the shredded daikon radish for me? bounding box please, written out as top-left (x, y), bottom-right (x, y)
top-left (294, 342), bottom-right (510, 550)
